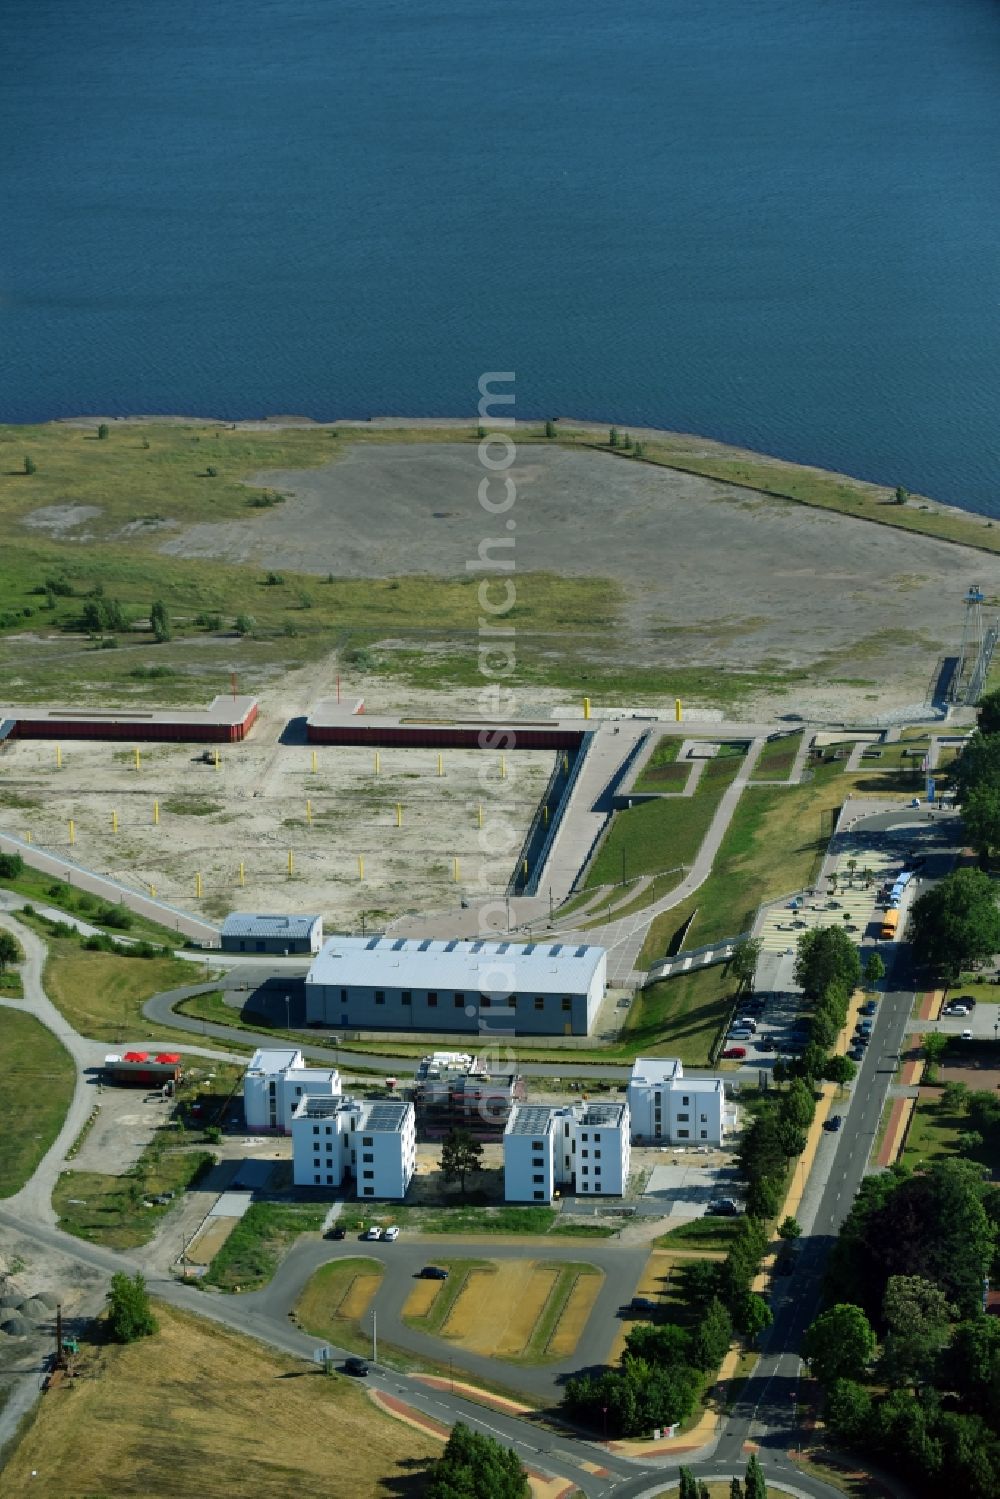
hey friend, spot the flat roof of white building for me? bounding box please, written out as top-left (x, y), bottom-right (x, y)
top-left (307, 935), bottom-right (605, 995)
top-left (247, 1048), bottom-right (303, 1074)
top-left (506, 1104), bottom-right (555, 1137)
top-left (630, 1057), bottom-right (684, 1086)
top-left (359, 1100), bottom-right (411, 1134)
top-left (293, 1094), bottom-right (348, 1120)
top-left (222, 913), bottom-right (321, 939)
top-left (571, 1102), bottom-right (628, 1128)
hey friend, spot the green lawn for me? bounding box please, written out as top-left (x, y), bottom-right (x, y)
top-left (586, 750), bottom-right (745, 889)
top-left (53, 1145), bottom-right (214, 1249)
top-left (900, 1096), bottom-right (1000, 1176)
top-left (43, 938), bottom-right (208, 1044)
top-left (205, 1201), bottom-right (328, 1291)
top-left (0, 1010), bottom-right (75, 1197)
top-left (0, 866), bottom-right (183, 948)
top-left (633, 736), bottom-right (690, 792)
top-left (655, 1217), bottom-right (743, 1250)
top-left (622, 966), bottom-right (734, 1065)
top-left (750, 732), bottom-right (803, 782)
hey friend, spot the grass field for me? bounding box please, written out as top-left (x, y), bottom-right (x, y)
top-left (205, 1201), bottom-right (328, 1290)
top-left (42, 939), bottom-right (206, 1042)
top-left (0, 1301), bottom-right (440, 1499)
top-left (295, 1257), bottom-right (384, 1356)
top-left (637, 761), bottom-right (868, 968)
top-left (751, 731), bottom-right (803, 782)
top-left (655, 1217), bottom-right (744, 1251)
top-left (336, 1203), bottom-right (559, 1236)
top-left (53, 1146), bottom-right (214, 1249)
top-left (899, 1095), bottom-right (1000, 1176)
top-left (586, 750), bottom-right (745, 889)
top-left (622, 967), bottom-right (733, 1065)
top-left (0, 1009), bottom-right (75, 1197)
top-left (633, 736), bottom-right (690, 792)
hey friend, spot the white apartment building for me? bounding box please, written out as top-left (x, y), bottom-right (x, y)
top-left (504, 1100), bottom-right (630, 1203)
top-left (243, 1047), bottom-right (341, 1133)
top-left (626, 1057), bottom-right (726, 1145)
top-left (291, 1094), bottom-right (416, 1200)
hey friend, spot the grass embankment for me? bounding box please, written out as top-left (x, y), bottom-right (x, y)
top-left (590, 427), bottom-right (1000, 555)
top-left (336, 1203), bottom-right (560, 1236)
top-left (205, 1201), bottom-right (327, 1291)
top-left (43, 937), bottom-right (205, 1042)
top-left (750, 731), bottom-right (803, 782)
top-left (0, 1010), bottom-right (75, 1197)
top-left (655, 1217), bottom-right (745, 1251)
top-left (0, 1301), bottom-right (440, 1499)
top-left (633, 735), bottom-right (689, 792)
top-left (294, 1257), bottom-right (384, 1357)
top-left (0, 865), bottom-right (183, 948)
top-left (54, 1146), bottom-right (214, 1249)
top-left (586, 748), bottom-right (745, 890)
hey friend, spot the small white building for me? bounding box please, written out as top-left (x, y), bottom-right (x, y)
top-left (291, 1094), bottom-right (416, 1200)
top-left (221, 913), bottom-right (323, 955)
top-left (243, 1047), bottom-right (341, 1133)
top-left (626, 1057), bottom-right (727, 1145)
top-left (504, 1099), bottom-right (630, 1203)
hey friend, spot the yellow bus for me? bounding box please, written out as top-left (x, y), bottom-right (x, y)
top-left (880, 908), bottom-right (900, 941)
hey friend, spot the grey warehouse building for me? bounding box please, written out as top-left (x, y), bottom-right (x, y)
top-left (304, 936), bottom-right (608, 1036)
top-left (220, 913), bottom-right (324, 955)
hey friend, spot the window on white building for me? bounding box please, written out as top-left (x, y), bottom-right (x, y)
top-left (533, 1174), bottom-right (544, 1184)
top-left (314, 1174), bottom-right (321, 1184)
top-left (363, 1170), bottom-right (374, 1179)
top-left (682, 1095), bottom-right (689, 1105)
top-left (363, 1186), bottom-right (374, 1196)
top-left (533, 1190), bottom-right (545, 1201)
top-left (677, 1129), bottom-right (689, 1138)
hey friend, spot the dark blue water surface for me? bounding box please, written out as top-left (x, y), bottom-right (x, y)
top-left (1, 0), bottom-right (999, 510)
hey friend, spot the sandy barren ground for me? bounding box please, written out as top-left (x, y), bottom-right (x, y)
top-left (160, 443), bottom-right (1000, 717)
top-left (0, 730), bottom-right (553, 930)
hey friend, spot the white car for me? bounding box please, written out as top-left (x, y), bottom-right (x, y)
top-left (949, 1005), bottom-right (971, 1018)
top-left (362, 1226), bottom-right (382, 1241)
top-left (961, 1029), bottom-right (974, 1041)
top-left (383, 1225), bottom-right (400, 1242)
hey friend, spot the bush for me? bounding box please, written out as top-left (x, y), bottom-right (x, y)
top-left (106, 1271), bottom-right (157, 1342)
top-left (0, 852), bottom-right (25, 879)
top-left (234, 613), bottom-right (255, 636)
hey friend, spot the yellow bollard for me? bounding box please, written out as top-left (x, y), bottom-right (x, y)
top-left (522, 857), bottom-right (529, 879)
top-left (437, 753), bottom-right (443, 777)
top-left (153, 800), bottom-right (159, 826)
top-left (358, 855), bottom-right (365, 880)
top-left (68, 819), bottom-right (75, 846)
top-left (288, 850), bottom-right (294, 876)
top-left (24, 831), bottom-right (32, 845)
top-left (543, 804), bottom-right (549, 826)
top-left (499, 755), bottom-right (507, 780)
top-left (55, 744), bottom-right (62, 770)
top-left (477, 803), bottom-right (483, 829)
top-left (238, 861), bottom-right (245, 887)
top-left (134, 746), bottom-right (141, 772)
top-left (306, 799), bottom-right (313, 825)
top-left (195, 872), bottom-right (203, 899)
top-left (453, 858), bottom-right (460, 882)
top-left (396, 803), bottom-right (402, 828)
top-left (311, 750), bottom-right (318, 773)
top-left (583, 696), bottom-right (591, 720)
top-left (111, 810), bottom-right (118, 833)
top-left (675, 697), bottom-right (683, 723)
top-left (563, 753), bottom-right (569, 773)
top-left (373, 750), bottom-right (380, 775)
top-left (150, 884), bottom-right (156, 899)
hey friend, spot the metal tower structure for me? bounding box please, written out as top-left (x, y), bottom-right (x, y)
top-left (951, 584), bottom-right (998, 705)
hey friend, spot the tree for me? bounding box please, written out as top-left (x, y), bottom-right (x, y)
top-left (880, 1274), bottom-right (954, 1387)
top-left (544, 419), bottom-right (556, 438)
top-left (824, 1378), bottom-right (872, 1445)
top-left (746, 1176), bottom-right (782, 1221)
top-left (778, 1216), bottom-right (802, 1240)
top-left (894, 485), bottom-right (909, 505)
top-left (922, 1030), bottom-right (949, 1083)
top-left (426, 1422), bottom-right (527, 1499)
top-left (730, 1479), bottom-right (743, 1499)
top-left (910, 867), bottom-right (1000, 980)
top-left (730, 937), bottom-right (762, 992)
top-left (440, 1128), bottom-right (483, 1200)
top-left (802, 1304), bottom-right (876, 1387)
top-left (733, 1291), bottom-right (772, 1342)
top-left (953, 730), bottom-right (1000, 803)
top-left (624, 1321), bottom-right (691, 1368)
top-left (0, 931), bottom-right (20, 973)
top-left (234, 613), bottom-right (255, 636)
top-left (940, 1079), bottom-right (969, 1115)
top-left (689, 1296), bottom-right (732, 1371)
top-left (0, 852), bottom-right (23, 879)
top-left (744, 1451), bottom-right (767, 1499)
top-left (863, 952), bottom-right (885, 990)
top-left (960, 780), bottom-right (1000, 860)
top-left (106, 1271), bottom-right (157, 1343)
top-left (97, 422), bottom-right (109, 439)
top-left (678, 1469), bottom-right (699, 1499)
top-left (822, 1054), bottom-right (857, 1087)
top-left (23, 454), bottom-right (35, 474)
top-left (795, 926), bottom-right (860, 1003)
top-left (608, 426), bottom-right (620, 448)
top-left (977, 690), bottom-right (1000, 738)
top-left (149, 599), bottom-right (171, 643)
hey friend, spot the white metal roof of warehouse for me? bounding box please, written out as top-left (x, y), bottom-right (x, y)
top-left (306, 936), bottom-right (606, 994)
top-left (222, 913), bottom-right (321, 939)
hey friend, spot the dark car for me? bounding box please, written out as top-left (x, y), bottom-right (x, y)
top-left (628, 1297), bottom-right (657, 1313)
top-left (849, 1046), bottom-right (866, 1062)
top-left (325, 1225), bottom-right (347, 1240)
top-left (860, 1001), bottom-right (877, 1016)
top-left (955, 996), bottom-right (977, 1008)
top-left (420, 1266), bottom-right (449, 1280)
top-left (824, 1114), bottom-right (843, 1132)
top-left (344, 1357), bottom-right (370, 1377)
top-left (707, 1199), bottom-right (739, 1217)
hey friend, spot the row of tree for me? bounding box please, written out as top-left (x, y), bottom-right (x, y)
top-left (804, 1157), bottom-right (1000, 1496)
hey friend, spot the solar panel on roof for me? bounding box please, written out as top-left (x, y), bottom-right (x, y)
top-left (575, 944), bottom-right (589, 957)
top-left (470, 940), bottom-right (485, 952)
top-left (418, 938), bottom-right (433, 951)
top-left (549, 945), bottom-right (562, 956)
top-left (392, 938), bottom-right (406, 951)
top-left (445, 940), bottom-right (458, 951)
top-left (496, 942), bottom-right (510, 954)
top-left (366, 937), bottom-right (380, 950)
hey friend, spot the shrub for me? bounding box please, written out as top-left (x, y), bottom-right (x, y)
top-left (0, 852), bottom-right (25, 879)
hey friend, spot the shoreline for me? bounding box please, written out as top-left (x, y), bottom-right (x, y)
top-left (32, 409), bottom-right (994, 546)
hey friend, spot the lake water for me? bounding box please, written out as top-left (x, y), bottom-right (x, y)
top-left (1, 0), bottom-right (998, 512)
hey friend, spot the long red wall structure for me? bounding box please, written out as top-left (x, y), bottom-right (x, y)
top-left (306, 721), bottom-right (583, 751)
top-left (1, 696), bottom-right (259, 745)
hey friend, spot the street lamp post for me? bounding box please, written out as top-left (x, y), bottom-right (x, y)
top-left (602, 1403), bottom-right (608, 1443)
top-left (284, 994), bottom-right (290, 1032)
top-left (371, 1308), bottom-right (377, 1365)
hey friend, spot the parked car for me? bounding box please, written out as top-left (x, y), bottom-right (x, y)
top-left (849, 1046), bottom-right (866, 1062)
top-left (858, 1020), bottom-right (874, 1034)
top-left (947, 1005), bottom-right (971, 1018)
top-left (956, 996), bottom-right (977, 1007)
top-left (722, 1046), bottom-right (747, 1060)
top-left (707, 1199), bottom-right (739, 1217)
top-left (420, 1266), bottom-right (449, 1280)
top-left (344, 1357), bottom-right (370, 1377)
top-left (383, 1225), bottom-right (400, 1242)
top-left (860, 1001), bottom-right (877, 1016)
top-left (628, 1297), bottom-right (657, 1312)
top-left (325, 1225), bottom-right (346, 1240)
top-left (824, 1114), bottom-right (843, 1132)
top-left (962, 1028), bottom-right (974, 1041)
top-left (362, 1226), bottom-right (382, 1241)
top-left (735, 1018), bottom-right (758, 1032)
